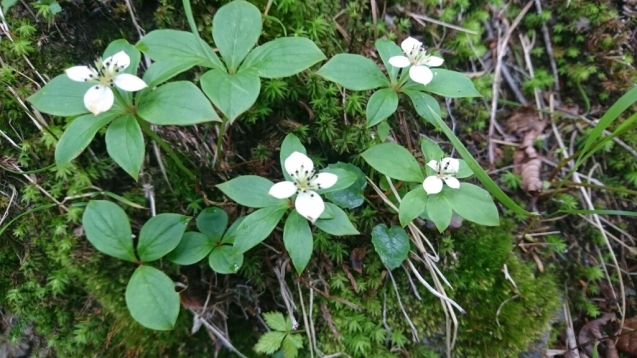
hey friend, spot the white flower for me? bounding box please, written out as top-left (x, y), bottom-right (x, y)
top-left (65, 51), bottom-right (147, 116)
top-left (388, 37), bottom-right (444, 86)
top-left (423, 157), bottom-right (460, 195)
top-left (268, 152), bottom-right (338, 223)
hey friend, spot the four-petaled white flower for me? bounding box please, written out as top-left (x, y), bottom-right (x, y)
top-left (389, 36), bottom-right (444, 86)
top-left (65, 51), bottom-right (147, 116)
top-left (423, 158), bottom-right (460, 195)
top-left (269, 152), bottom-right (338, 223)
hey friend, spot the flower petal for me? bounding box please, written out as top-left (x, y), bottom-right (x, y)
top-left (65, 66), bottom-right (96, 82)
top-left (284, 151), bottom-right (314, 176)
top-left (388, 55), bottom-right (411, 68)
top-left (114, 74), bottom-right (148, 92)
top-left (84, 85), bottom-right (114, 116)
top-left (268, 181), bottom-right (297, 199)
top-left (314, 172), bottom-right (338, 190)
top-left (427, 160), bottom-right (439, 171)
top-left (423, 176), bottom-right (443, 195)
top-left (441, 158), bottom-right (460, 173)
top-left (108, 51), bottom-right (130, 71)
top-left (295, 191), bottom-right (324, 223)
top-left (443, 176), bottom-right (460, 189)
top-left (400, 36), bottom-right (422, 55)
top-left (423, 55), bottom-right (444, 67)
top-left (409, 65), bottom-right (434, 85)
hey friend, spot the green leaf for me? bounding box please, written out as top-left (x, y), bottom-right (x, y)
top-left (166, 231), bottom-right (215, 265)
top-left (405, 90), bottom-right (441, 124)
top-left (281, 334), bottom-right (303, 358)
top-left (138, 81), bottom-right (220, 125)
top-left (221, 216), bottom-right (245, 244)
top-left (55, 112), bottom-right (116, 167)
top-left (143, 58), bottom-right (202, 88)
top-left (366, 88), bottom-right (398, 127)
top-left (125, 265), bottom-right (179, 330)
top-left (196, 207), bottom-right (228, 240)
top-left (444, 183), bottom-right (499, 226)
top-left (424, 69), bottom-right (480, 98)
top-left (316, 167), bottom-right (357, 194)
top-left (82, 200), bottom-right (136, 262)
top-left (375, 39), bottom-right (403, 83)
top-left (361, 143), bottom-right (424, 182)
top-left (233, 206), bottom-right (287, 253)
top-left (455, 159), bottom-right (474, 179)
top-left (217, 176), bottom-right (285, 208)
top-left (425, 106), bottom-right (533, 216)
top-left (28, 74), bottom-right (92, 116)
top-left (377, 121), bottom-right (390, 142)
top-left (316, 54), bottom-right (388, 91)
top-left (371, 224), bottom-right (409, 270)
top-left (200, 69), bottom-right (260, 123)
top-left (137, 214), bottom-right (191, 262)
top-left (105, 115), bottom-right (144, 180)
top-left (254, 331), bottom-right (287, 355)
top-left (420, 138), bottom-right (444, 163)
top-left (283, 210), bottom-right (313, 274)
top-left (398, 186), bottom-right (427, 227)
top-left (2, 0), bottom-right (19, 13)
top-left (208, 245), bottom-right (243, 274)
top-left (314, 203), bottom-right (359, 236)
top-left (426, 194), bottom-right (453, 232)
top-left (242, 37), bottom-right (326, 78)
top-left (263, 311), bottom-right (289, 331)
top-left (324, 163), bottom-right (367, 209)
top-left (280, 133), bottom-right (307, 182)
top-left (212, 0), bottom-right (262, 72)
top-left (136, 29), bottom-right (223, 70)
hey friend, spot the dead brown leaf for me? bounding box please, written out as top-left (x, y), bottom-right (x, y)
top-left (505, 107), bottom-right (547, 192)
top-left (578, 312), bottom-right (616, 357)
top-left (615, 316), bottom-right (637, 355)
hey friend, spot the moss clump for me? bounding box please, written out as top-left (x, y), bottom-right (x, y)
top-left (311, 221), bottom-right (559, 357)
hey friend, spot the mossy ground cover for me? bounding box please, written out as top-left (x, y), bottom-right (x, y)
top-left (1, 0), bottom-right (636, 357)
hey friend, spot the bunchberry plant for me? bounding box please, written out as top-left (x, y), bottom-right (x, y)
top-left (217, 133), bottom-right (359, 273)
top-left (388, 36), bottom-right (444, 86)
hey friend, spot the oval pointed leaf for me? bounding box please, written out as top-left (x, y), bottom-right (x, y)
top-left (375, 39), bottom-right (403, 83)
top-left (55, 112), bottom-right (116, 167)
top-left (420, 138), bottom-right (444, 163)
top-left (126, 265), bottom-right (179, 330)
top-left (371, 224), bottom-right (409, 270)
top-left (405, 90), bottom-right (441, 125)
top-left (217, 176), bottom-right (285, 208)
top-left (366, 88), bottom-right (398, 127)
top-left (425, 69), bottom-right (480, 98)
top-left (361, 143), bottom-right (424, 182)
top-left (316, 167), bottom-right (357, 194)
top-left (209, 245), bottom-right (244, 274)
top-left (82, 200), bottom-right (136, 262)
top-left (166, 231), bottom-right (215, 265)
top-left (136, 29), bottom-right (223, 70)
top-left (212, 0), bottom-right (262, 72)
top-left (398, 186), bottom-right (428, 227)
top-left (314, 203), bottom-right (359, 236)
top-left (316, 54), bottom-right (388, 91)
top-left (283, 210), bottom-right (313, 274)
top-left (105, 115), bottom-right (144, 180)
top-left (137, 214), bottom-right (191, 262)
top-left (325, 163), bottom-right (367, 209)
top-left (233, 206), bottom-right (287, 253)
top-left (425, 194), bottom-right (453, 232)
top-left (143, 58), bottom-right (202, 88)
top-left (196, 207), bottom-right (228, 240)
top-left (201, 69), bottom-right (260, 123)
top-left (444, 183), bottom-right (499, 226)
top-left (242, 37), bottom-right (326, 78)
top-left (138, 81), bottom-right (220, 125)
top-left (28, 75), bottom-right (92, 116)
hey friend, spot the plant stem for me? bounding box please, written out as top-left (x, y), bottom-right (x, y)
top-left (213, 119), bottom-right (227, 169)
top-left (136, 117), bottom-right (197, 180)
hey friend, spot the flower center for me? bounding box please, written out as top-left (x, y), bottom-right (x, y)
top-left (85, 58), bottom-right (126, 87)
top-left (290, 165), bottom-right (320, 194)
